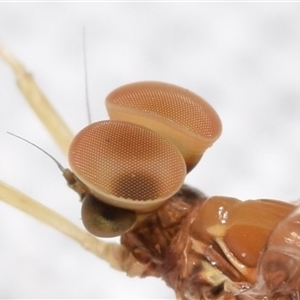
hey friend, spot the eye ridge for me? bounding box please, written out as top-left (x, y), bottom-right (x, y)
top-left (107, 82), bottom-right (219, 137)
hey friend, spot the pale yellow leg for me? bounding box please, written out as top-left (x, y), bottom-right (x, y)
top-left (0, 179), bottom-right (125, 271)
top-left (0, 45), bottom-right (73, 155)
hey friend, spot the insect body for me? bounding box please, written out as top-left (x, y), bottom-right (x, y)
top-left (0, 45), bottom-right (300, 299)
top-left (123, 188), bottom-right (297, 300)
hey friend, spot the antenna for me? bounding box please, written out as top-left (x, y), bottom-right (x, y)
top-left (82, 27), bottom-right (92, 124)
top-left (7, 132), bottom-right (91, 199)
top-left (7, 132), bottom-right (66, 173)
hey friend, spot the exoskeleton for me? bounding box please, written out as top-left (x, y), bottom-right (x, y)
top-left (0, 45), bottom-right (300, 300)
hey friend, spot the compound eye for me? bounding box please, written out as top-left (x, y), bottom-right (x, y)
top-left (81, 194), bottom-right (136, 237)
top-left (68, 120), bottom-right (186, 213)
top-left (106, 81), bottom-right (222, 172)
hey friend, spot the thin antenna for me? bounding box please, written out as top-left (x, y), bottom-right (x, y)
top-left (82, 26), bottom-right (92, 124)
top-left (7, 132), bottom-right (66, 173)
top-left (7, 132), bottom-right (90, 199)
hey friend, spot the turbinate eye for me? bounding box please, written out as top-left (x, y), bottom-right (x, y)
top-left (106, 81), bottom-right (222, 172)
top-left (69, 120), bottom-right (186, 213)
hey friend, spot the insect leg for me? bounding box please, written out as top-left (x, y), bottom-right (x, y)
top-left (0, 44), bottom-right (73, 155)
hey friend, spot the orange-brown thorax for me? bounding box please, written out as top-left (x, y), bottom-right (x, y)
top-left (121, 186), bottom-right (295, 299)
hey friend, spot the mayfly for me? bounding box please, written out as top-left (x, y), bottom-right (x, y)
top-left (0, 45), bottom-right (300, 300)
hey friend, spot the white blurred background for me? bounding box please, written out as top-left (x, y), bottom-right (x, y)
top-left (0, 2), bottom-right (300, 299)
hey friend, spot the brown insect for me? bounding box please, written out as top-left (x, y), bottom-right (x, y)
top-left (0, 45), bottom-right (300, 300)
